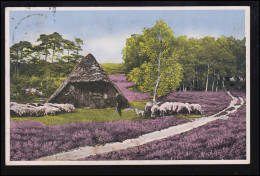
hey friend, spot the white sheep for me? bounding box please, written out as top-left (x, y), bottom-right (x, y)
top-left (184, 103), bottom-right (192, 114)
top-left (44, 106), bottom-right (61, 116)
top-left (176, 103), bottom-right (190, 114)
top-left (169, 102), bottom-right (179, 114)
top-left (144, 102), bottom-right (153, 116)
top-left (159, 102), bottom-right (171, 116)
top-left (65, 103), bottom-right (75, 111)
top-left (10, 102), bottom-right (18, 107)
top-left (151, 104), bottom-right (160, 118)
top-left (191, 104), bottom-right (204, 115)
top-left (134, 108), bottom-right (145, 117)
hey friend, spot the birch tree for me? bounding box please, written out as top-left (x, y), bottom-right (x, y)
top-left (127, 21), bottom-right (183, 101)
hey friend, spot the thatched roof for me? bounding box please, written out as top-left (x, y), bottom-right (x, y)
top-left (47, 54), bottom-right (128, 104)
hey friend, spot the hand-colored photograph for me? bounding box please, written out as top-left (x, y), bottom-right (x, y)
top-left (5, 7), bottom-right (250, 165)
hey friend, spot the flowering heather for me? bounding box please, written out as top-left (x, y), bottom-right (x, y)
top-left (157, 91), bottom-right (232, 116)
top-left (10, 116), bottom-right (188, 161)
top-left (82, 91), bottom-right (246, 160)
top-left (108, 74), bottom-right (153, 101)
top-left (10, 75), bottom-right (240, 161)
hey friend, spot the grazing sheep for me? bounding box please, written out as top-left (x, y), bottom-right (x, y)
top-left (184, 103), bottom-right (192, 114)
top-left (159, 102), bottom-right (171, 116)
top-left (34, 106), bottom-right (47, 116)
top-left (10, 102), bottom-right (75, 117)
top-left (191, 104), bottom-right (204, 115)
top-left (27, 103), bottom-right (43, 107)
top-left (144, 102), bottom-right (153, 116)
top-left (169, 102), bottom-right (179, 115)
top-left (44, 106), bottom-right (61, 116)
top-left (65, 103), bottom-right (75, 111)
top-left (134, 108), bottom-right (145, 117)
top-left (176, 103), bottom-right (190, 114)
top-left (151, 104), bottom-right (160, 118)
top-left (10, 102), bottom-right (18, 107)
top-left (45, 103), bottom-right (75, 113)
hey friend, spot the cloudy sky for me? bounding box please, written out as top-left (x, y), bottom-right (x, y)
top-left (9, 8), bottom-right (245, 63)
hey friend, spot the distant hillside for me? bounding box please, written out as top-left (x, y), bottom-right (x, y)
top-left (100, 63), bottom-right (126, 75)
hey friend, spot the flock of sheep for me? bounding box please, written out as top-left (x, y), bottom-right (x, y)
top-left (10, 102), bottom-right (75, 117)
top-left (10, 100), bottom-right (203, 118)
top-left (135, 102), bottom-right (204, 118)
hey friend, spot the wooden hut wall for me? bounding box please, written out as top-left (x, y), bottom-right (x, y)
top-left (51, 81), bottom-right (119, 108)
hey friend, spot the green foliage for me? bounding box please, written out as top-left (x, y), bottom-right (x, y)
top-left (123, 34), bottom-right (149, 72)
top-left (124, 21), bottom-right (246, 92)
top-left (10, 32), bottom-right (84, 102)
top-left (100, 63), bottom-right (127, 75)
top-left (129, 100), bottom-right (150, 111)
top-left (127, 21), bottom-right (183, 98)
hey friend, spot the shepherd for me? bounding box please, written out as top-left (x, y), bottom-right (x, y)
top-left (115, 92), bottom-right (124, 116)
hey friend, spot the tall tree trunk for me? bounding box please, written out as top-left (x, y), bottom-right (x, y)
top-left (190, 75), bottom-right (193, 91)
top-left (212, 69), bottom-right (215, 91)
top-left (179, 82), bottom-right (181, 92)
top-left (216, 76), bottom-right (219, 91)
top-left (222, 76), bottom-right (226, 90)
top-left (68, 50), bottom-right (70, 62)
top-left (45, 45), bottom-right (48, 61)
top-left (153, 52), bottom-right (162, 103)
top-left (192, 75), bottom-right (195, 90)
top-left (205, 64), bottom-right (210, 92)
top-left (46, 76), bottom-right (49, 90)
top-left (52, 44), bottom-right (55, 63)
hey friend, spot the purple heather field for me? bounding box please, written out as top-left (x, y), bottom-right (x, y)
top-left (10, 116), bottom-right (187, 161)
top-left (82, 91), bottom-right (246, 160)
top-left (10, 75), bottom-right (242, 161)
top-left (108, 74), bottom-right (153, 101)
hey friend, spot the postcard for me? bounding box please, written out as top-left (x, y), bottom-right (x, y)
top-left (5, 6), bottom-right (250, 165)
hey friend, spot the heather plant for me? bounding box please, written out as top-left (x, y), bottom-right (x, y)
top-left (10, 116), bottom-right (188, 161)
top-left (10, 74), bottom-right (239, 161)
top-left (82, 92), bottom-right (246, 160)
top-left (109, 74), bottom-right (153, 101)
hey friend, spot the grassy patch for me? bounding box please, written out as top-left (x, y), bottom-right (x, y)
top-left (11, 108), bottom-right (145, 125)
top-left (175, 114), bottom-right (203, 121)
top-left (129, 100), bottom-right (150, 110)
top-left (10, 100), bottom-right (203, 125)
top-left (127, 85), bottom-right (142, 92)
top-left (100, 63), bottom-right (126, 75)
top-left (10, 100), bottom-right (152, 125)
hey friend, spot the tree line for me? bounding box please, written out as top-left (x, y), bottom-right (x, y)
top-left (10, 32), bottom-right (84, 102)
top-left (123, 21), bottom-right (246, 100)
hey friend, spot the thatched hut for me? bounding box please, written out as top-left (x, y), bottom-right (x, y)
top-left (47, 54), bottom-right (130, 109)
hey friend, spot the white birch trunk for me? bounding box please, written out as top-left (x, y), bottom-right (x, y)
top-left (153, 74), bottom-right (161, 102)
top-left (222, 76), bottom-right (226, 90)
top-left (190, 75), bottom-right (193, 91)
top-left (152, 30), bottom-right (162, 103)
top-left (205, 64), bottom-right (210, 92)
top-left (216, 76), bottom-right (219, 91)
top-left (152, 51), bottom-right (162, 103)
top-left (192, 75), bottom-right (195, 90)
top-left (212, 69), bottom-right (215, 91)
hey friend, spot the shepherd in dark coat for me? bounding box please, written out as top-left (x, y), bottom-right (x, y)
top-left (115, 93), bottom-right (124, 116)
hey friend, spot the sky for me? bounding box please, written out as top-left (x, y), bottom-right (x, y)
top-left (9, 8), bottom-right (245, 63)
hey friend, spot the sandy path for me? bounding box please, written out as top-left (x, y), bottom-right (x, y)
top-left (36, 91), bottom-right (243, 161)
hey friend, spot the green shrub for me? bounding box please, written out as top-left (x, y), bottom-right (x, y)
top-left (100, 63), bottom-right (126, 75)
